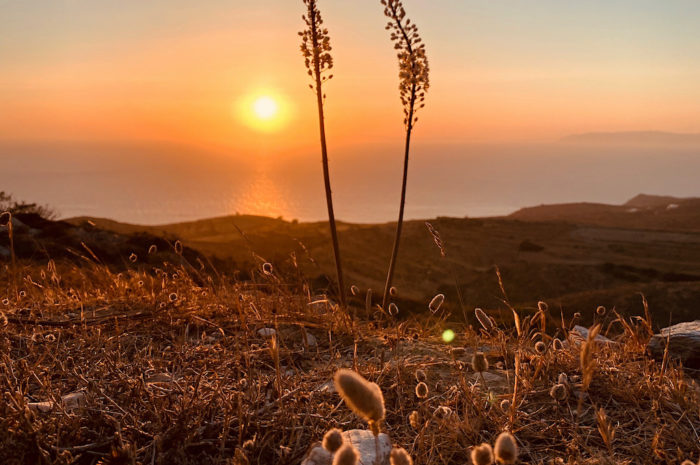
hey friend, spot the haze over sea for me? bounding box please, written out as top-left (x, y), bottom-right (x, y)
top-left (3, 136), bottom-right (700, 225)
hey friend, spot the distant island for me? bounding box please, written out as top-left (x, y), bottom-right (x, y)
top-left (562, 130), bottom-right (700, 145)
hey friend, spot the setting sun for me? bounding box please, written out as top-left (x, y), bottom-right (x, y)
top-left (236, 92), bottom-right (291, 133)
top-left (252, 96), bottom-right (278, 120)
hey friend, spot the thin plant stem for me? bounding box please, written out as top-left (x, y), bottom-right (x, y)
top-left (303, 0), bottom-right (347, 310)
top-left (381, 88), bottom-right (415, 311)
top-left (380, 0), bottom-right (429, 312)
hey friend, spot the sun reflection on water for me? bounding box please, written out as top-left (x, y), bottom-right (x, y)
top-left (234, 169), bottom-right (293, 219)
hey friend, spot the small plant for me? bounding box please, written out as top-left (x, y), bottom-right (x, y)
top-left (379, 0), bottom-right (430, 312)
top-left (415, 381), bottom-right (428, 399)
top-left (333, 369), bottom-right (385, 435)
top-left (408, 410), bottom-right (420, 429)
top-left (552, 338), bottom-right (564, 351)
top-left (550, 383), bottom-right (568, 402)
top-left (475, 307), bottom-right (495, 332)
top-left (596, 407), bottom-right (616, 456)
top-left (580, 324), bottom-right (601, 392)
top-left (535, 341), bottom-right (547, 355)
top-left (299, 0), bottom-right (347, 309)
top-left (333, 443), bottom-right (359, 465)
top-left (323, 428), bottom-right (344, 453)
top-left (494, 432), bottom-right (518, 464)
top-left (390, 447), bottom-right (413, 465)
top-left (428, 293), bottom-right (444, 313)
top-left (472, 351), bottom-right (489, 386)
top-left (471, 443), bottom-right (495, 465)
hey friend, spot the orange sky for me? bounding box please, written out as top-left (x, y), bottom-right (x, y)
top-left (2, 0), bottom-right (700, 155)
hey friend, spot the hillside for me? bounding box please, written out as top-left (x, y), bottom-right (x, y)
top-left (65, 196), bottom-right (700, 327)
top-left (509, 194), bottom-right (700, 232)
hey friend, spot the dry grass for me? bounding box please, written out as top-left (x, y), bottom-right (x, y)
top-left (1, 253), bottom-right (699, 465)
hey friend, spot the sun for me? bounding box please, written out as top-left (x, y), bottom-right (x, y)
top-left (252, 96), bottom-right (279, 120)
top-left (236, 91), bottom-right (290, 133)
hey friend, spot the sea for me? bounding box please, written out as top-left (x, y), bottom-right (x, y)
top-left (2, 139), bottom-right (699, 225)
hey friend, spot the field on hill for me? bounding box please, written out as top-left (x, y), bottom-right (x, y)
top-left (3, 195), bottom-right (699, 464)
top-left (68, 194), bottom-right (700, 327)
top-left (0, 248), bottom-right (698, 464)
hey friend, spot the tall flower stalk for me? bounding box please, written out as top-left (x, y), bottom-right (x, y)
top-left (300, 0), bottom-right (347, 309)
top-left (380, 0), bottom-right (429, 312)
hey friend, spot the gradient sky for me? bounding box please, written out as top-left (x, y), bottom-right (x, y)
top-left (2, 0), bottom-right (700, 154)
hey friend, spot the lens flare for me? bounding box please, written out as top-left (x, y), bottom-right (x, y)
top-left (442, 329), bottom-right (455, 343)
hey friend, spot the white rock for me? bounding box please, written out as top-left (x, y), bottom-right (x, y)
top-left (647, 320), bottom-right (700, 370)
top-left (257, 328), bottom-right (276, 338)
top-left (302, 446), bottom-right (331, 465)
top-left (314, 380), bottom-right (336, 393)
top-left (570, 325), bottom-right (618, 346)
top-left (27, 391), bottom-right (86, 413)
top-left (301, 429), bottom-right (391, 465)
top-left (305, 332), bottom-right (317, 348)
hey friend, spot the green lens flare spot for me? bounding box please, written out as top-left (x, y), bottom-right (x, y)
top-left (442, 329), bottom-right (455, 343)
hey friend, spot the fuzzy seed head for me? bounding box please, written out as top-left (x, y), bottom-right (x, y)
top-left (552, 338), bottom-right (564, 351)
top-left (322, 428), bottom-right (344, 453)
top-left (535, 341), bottom-right (547, 355)
top-left (333, 443), bottom-right (358, 465)
top-left (0, 211), bottom-right (10, 227)
top-left (415, 381), bottom-right (429, 399)
top-left (409, 410), bottom-right (419, 429)
top-left (333, 369), bottom-right (385, 423)
top-left (550, 383), bottom-right (568, 401)
top-left (494, 432), bottom-right (518, 464)
top-left (390, 447), bottom-right (413, 465)
top-left (428, 293), bottom-right (444, 313)
top-left (472, 351), bottom-right (488, 373)
top-left (388, 302), bottom-right (399, 316)
top-left (262, 262), bottom-right (273, 275)
top-left (471, 443), bottom-right (494, 465)
top-left (475, 307), bottom-right (495, 332)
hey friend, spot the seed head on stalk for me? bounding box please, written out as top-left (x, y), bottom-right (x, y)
top-left (299, 0), bottom-right (347, 310)
top-left (381, 0), bottom-right (430, 127)
top-left (380, 0), bottom-right (430, 314)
